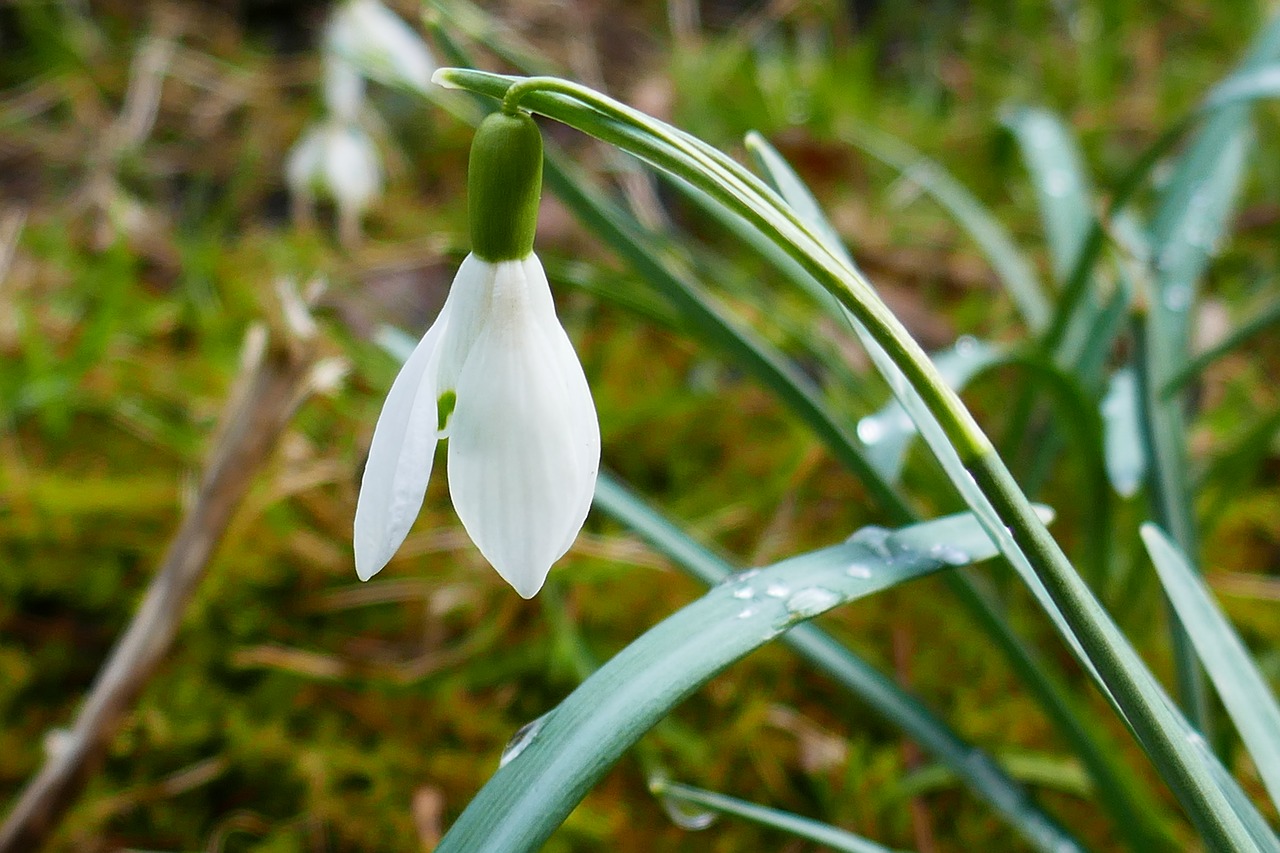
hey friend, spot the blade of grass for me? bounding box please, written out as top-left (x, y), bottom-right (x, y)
top-left (648, 779), bottom-right (905, 853)
top-left (1001, 106), bottom-right (1095, 287)
top-left (1101, 368), bottom-right (1148, 499)
top-left (855, 337), bottom-right (1003, 484)
top-left (593, 472), bottom-right (1088, 853)
top-left (435, 509), bottom-right (1044, 853)
top-left (997, 106), bottom-right (1110, 516)
top-left (732, 136), bottom-right (1162, 848)
top-left (1142, 525), bottom-right (1280, 812)
top-left (1138, 120), bottom-right (1251, 730)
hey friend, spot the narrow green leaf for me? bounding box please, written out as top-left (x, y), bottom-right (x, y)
top-left (436, 511), bottom-right (1037, 853)
top-left (593, 473), bottom-right (1084, 853)
top-left (744, 131), bottom-right (855, 271)
top-left (856, 336), bottom-right (1003, 483)
top-left (733, 134), bottom-right (1097, 673)
top-left (1139, 12), bottom-right (1280, 733)
top-left (1142, 525), bottom-right (1280, 812)
top-left (1001, 106), bottom-right (1095, 286)
top-left (740, 116), bottom-right (1271, 851)
top-left (741, 135), bottom-right (1165, 850)
top-left (1203, 63), bottom-right (1280, 111)
top-left (649, 779), bottom-right (905, 853)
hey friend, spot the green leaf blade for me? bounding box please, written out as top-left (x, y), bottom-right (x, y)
top-left (436, 511), bottom-right (1031, 853)
top-left (1142, 524), bottom-right (1280, 812)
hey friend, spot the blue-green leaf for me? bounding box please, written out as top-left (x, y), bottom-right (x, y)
top-left (1142, 525), bottom-right (1280, 812)
top-left (436, 511), bottom-right (1030, 852)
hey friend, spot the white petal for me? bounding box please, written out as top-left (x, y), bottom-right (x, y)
top-left (353, 314), bottom-right (448, 580)
top-left (447, 257), bottom-right (600, 598)
top-left (520, 255), bottom-right (600, 556)
top-left (435, 254), bottom-right (499, 396)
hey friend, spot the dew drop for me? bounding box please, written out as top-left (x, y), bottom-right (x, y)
top-left (846, 563), bottom-right (874, 580)
top-left (500, 714), bottom-right (548, 768)
top-left (785, 587), bottom-right (839, 619)
top-left (43, 728), bottom-right (73, 760)
top-left (736, 606), bottom-right (757, 620)
top-left (856, 417), bottom-right (885, 445)
top-left (929, 543), bottom-right (970, 566)
top-left (954, 334), bottom-right (978, 355)
top-left (848, 525), bottom-right (893, 559)
top-left (732, 586), bottom-right (755, 600)
top-left (764, 583), bottom-right (790, 598)
top-left (660, 794), bottom-right (718, 831)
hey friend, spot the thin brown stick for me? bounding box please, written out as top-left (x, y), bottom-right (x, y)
top-left (0, 321), bottom-right (319, 852)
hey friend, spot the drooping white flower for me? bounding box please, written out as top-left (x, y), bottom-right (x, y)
top-left (325, 0), bottom-right (436, 95)
top-left (354, 111), bottom-right (600, 598)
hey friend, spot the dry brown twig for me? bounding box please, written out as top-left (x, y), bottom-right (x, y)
top-left (0, 280), bottom-right (334, 852)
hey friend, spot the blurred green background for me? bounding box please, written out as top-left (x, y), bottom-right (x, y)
top-left (2, 0), bottom-right (1279, 850)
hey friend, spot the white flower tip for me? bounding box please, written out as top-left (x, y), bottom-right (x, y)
top-left (493, 559), bottom-right (552, 599)
top-left (353, 546), bottom-right (386, 582)
top-left (431, 67), bottom-right (462, 89)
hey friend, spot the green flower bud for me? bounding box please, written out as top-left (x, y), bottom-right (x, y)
top-left (467, 111), bottom-right (544, 261)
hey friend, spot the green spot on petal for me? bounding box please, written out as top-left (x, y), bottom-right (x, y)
top-left (437, 389), bottom-right (457, 432)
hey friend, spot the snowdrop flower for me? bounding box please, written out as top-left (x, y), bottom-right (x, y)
top-left (354, 111), bottom-right (600, 598)
top-left (286, 119), bottom-right (382, 241)
top-left (325, 0), bottom-right (436, 95)
top-left (322, 52), bottom-right (365, 122)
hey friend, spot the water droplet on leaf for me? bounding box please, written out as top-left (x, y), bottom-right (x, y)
top-left (785, 587), bottom-right (839, 619)
top-left (500, 714), bottom-right (548, 768)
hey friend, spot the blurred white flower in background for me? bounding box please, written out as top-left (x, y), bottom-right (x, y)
top-left (284, 0), bottom-right (436, 243)
top-left (322, 52), bottom-right (366, 122)
top-left (325, 0), bottom-right (436, 95)
top-left (285, 120), bottom-right (382, 244)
